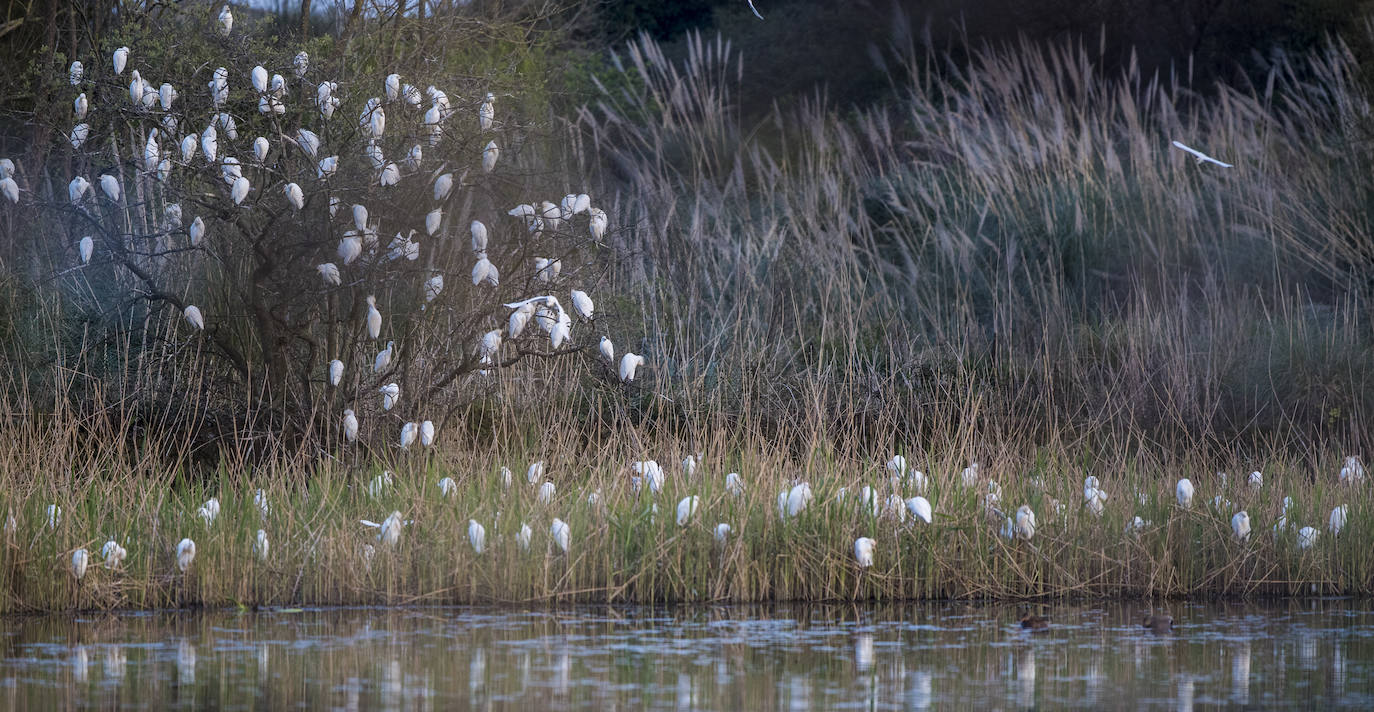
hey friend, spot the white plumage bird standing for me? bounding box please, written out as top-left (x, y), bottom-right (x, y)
top-left (550, 518), bottom-right (570, 553)
top-left (619, 353), bottom-right (645, 382)
top-left (853, 537), bottom-right (875, 568)
top-left (1176, 478), bottom-right (1194, 508)
top-left (183, 305), bottom-right (204, 330)
top-left (468, 520), bottom-right (486, 554)
top-left (176, 538), bottom-right (196, 572)
top-left (365, 295), bottom-right (382, 339)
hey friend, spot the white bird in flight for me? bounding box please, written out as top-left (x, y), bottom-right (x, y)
top-left (1171, 141), bottom-right (1232, 168)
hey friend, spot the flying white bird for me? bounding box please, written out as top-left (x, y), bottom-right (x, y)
top-left (1176, 478), bottom-right (1194, 508)
top-left (183, 305), bottom-right (204, 330)
top-left (1171, 140), bottom-right (1233, 168)
top-left (365, 295), bottom-right (382, 339)
top-left (176, 538), bottom-right (196, 572)
top-left (113, 46), bottom-right (129, 75)
top-left (853, 537), bottom-right (875, 567)
top-left (1231, 511), bottom-right (1251, 542)
top-left (619, 353), bottom-right (645, 382)
top-left (379, 383), bottom-right (400, 411)
top-left (217, 5), bottom-right (233, 35)
top-left (550, 518), bottom-right (571, 553)
top-left (342, 409), bottom-right (358, 441)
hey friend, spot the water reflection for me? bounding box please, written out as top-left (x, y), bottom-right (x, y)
top-left (0, 600), bottom-right (1372, 709)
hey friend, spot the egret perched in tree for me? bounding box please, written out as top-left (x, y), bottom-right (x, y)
top-left (113, 46), bottom-right (129, 75)
top-left (282, 182), bottom-right (305, 211)
top-left (176, 538), bottom-right (196, 572)
top-left (1329, 504), bottom-right (1348, 536)
top-left (589, 207), bottom-right (608, 240)
top-left (906, 496), bottom-right (933, 524)
top-left (0, 177), bottom-right (16, 204)
top-left (159, 83), bottom-right (177, 111)
top-left (570, 290), bottom-right (594, 320)
top-left (230, 176), bottom-right (250, 205)
top-left (99, 174), bottom-right (120, 202)
top-left (69, 123), bottom-right (90, 149)
top-left (479, 92), bottom-right (495, 131)
top-left (183, 305), bottom-right (204, 330)
top-left (293, 51), bottom-right (308, 78)
top-left (317, 155), bottom-right (338, 179)
top-left (209, 67), bottom-right (228, 107)
top-left (478, 330), bottom-right (501, 362)
top-left (404, 144), bottom-right (422, 171)
top-left (179, 134), bottom-right (197, 163)
top-left (619, 353), bottom-right (645, 382)
top-left (1231, 511), bottom-right (1251, 542)
top-left (342, 409), bottom-right (358, 441)
top-left (1339, 456), bottom-right (1364, 485)
top-left (676, 496), bottom-right (699, 526)
top-left (423, 274), bottom-right (444, 306)
top-left (1176, 478), bottom-right (1195, 508)
top-left (420, 420), bottom-right (435, 447)
top-left (220, 156), bottom-right (242, 185)
top-left (336, 234), bottom-right (362, 265)
top-left (379, 162), bottom-right (400, 186)
top-left (468, 220), bottom-right (489, 253)
top-left (69, 61), bottom-right (83, 85)
top-left (74, 92), bottom-right (88, 120)
top-left (374, 341), bottom-right (394, 372)
top-left (592, 337), bottom-right (612, 365)
top-left (365, 295), bottom-right (382, 338)
top-left (142, 129), bottom-right (160, 171)
top-left (360, 98), bottom-right (385, 138)
top-left (217, 4), bottom-right (233, 35)
top-left (71, 548), bottom-right (89, 580)
top-left (550, 518), bottom-right (571, 553)
top-left (472, 257), bottom-right (499, 286)
top-left (384, 73), bottom-right (401, 102)
top-left (252, 137), bottom-right (268, 163)
top-left (725, 472), bottom-right (745, 496)
top-left (1297, 526), bottom-right (1318, 549)
top-left (434, 173), bottom-right (453, 201)
top-left (379, 383), bottom-right (399, 411)
top-left (482, 141), bottom-right (499, 173)
top-left (1171, 141), bottom-right (1232, 168)
top-left (853, 537), bottom-right (876, 567)
top-left (101, 540), bottom-right (126, 569)
top-left (79, 236), bottom-right (94, 264)
top-left (200, 124), bottom-right (218, 163)
top-left (250, 65), bottom-right (268, 94)
top-left (165, 203), bottom-right (183, 228)
top-left (129, 70), bottom-right (147, 106)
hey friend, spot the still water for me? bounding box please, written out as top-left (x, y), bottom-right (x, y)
top-left (0, 600), bottom-right (1370, 710)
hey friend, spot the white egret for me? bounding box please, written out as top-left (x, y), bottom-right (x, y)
top-left (280, 182), bottom-right (305, 211)
top-left (96, 174), bottom-right (120, 202)
top-left (1247, 471), bottom-right (1263, 489)
top-left (1231, 511), bottom-right (1251, 542)
top-left (183, 305), bottom-right (205, 330)
top-left (252, 136), bottom-right (268, 163)
top-left (469, 219), bottom-right (488, 252)
top-left (906, 496), bottom-right (933, 524)
top-left (385, 73), bottom-right (401, 102)
top-left (725, 472), bottom-right (745, 496)
top-left (0, 176), bottom-right (16, 204)
top-left (342, 409), bottom-right (359, 442)
top-left (853, 537), bottom-right (876, 568)
top-left (599, 336), bottom-right (614, 363)
top-left (1297, 526), bottom-right (1319, 549)
top-left (1211, 495), bottom-right (1233, 512)
top-left (74, 92), bottom-right (88, 120)
top-left (317, 155), bottom-right (339, 179)
top-left (508, 203), bottom-right (537, 224)
top-left (619, 353), bottom-right (645, 382)
top-left (254, 489), bottom-right (270, 518)
top-left (128, 70), bottom-right (145, 105)
top-left (472, 257), bottom-right (499, 286)
top-left (101, 540), bottom-right (126, 569)
top-left (188, 216), bottom-right (205, 246)
top-left (886, 455), bottom-right (908, 477)
top-left (328, 196), bottom-right (340, 217)
top-left (550, 518), bottom-right (570, 553)
top-left (379, 162), bottom-right (400, 186)
top-left (482, 141), bottom-right (499, 173)
top-left (165, 203), bottom-right (183, 228)
top-left (217, 5), bottom-right (233, 35)
top-left (46, 504), bottom-right (61, 528)
top-left (71, 548), bottom-right (89, 580)
top-left (479, 92), bottom-right (495, 131)
top-left (337, 234), bottom-right (362, 265)
top-left (570, 290), bottom-right (594, 320)
top-left (682, 454), bottom-right (700, 478)
top-left (365, 295), bottom-right (382, 339)
top-left (860, 485), bottom-right (880, 516)
top-left (468, 520), bottom-right (486, 554)
top-left (423, 273), bottom-right (444, 304)
top-left (402, 83), bottom-right (421, 107)
top-left (434, 172), bottom-right (453, 201)
top-left (1176, 478), bottom-right (1195, 508)
top-left (676, 496), bottom-right (699, 526)
top-left (1083, 477), bottom-right (1107, 517)
top-left (200, 124), bottom-right (218, 163)
top-left (517, 523), bottom-right (533, 551)
top-left (159, 82), bottom-right (177, 111)
top-left (589, 207), bottom-right (608, 240)
top-left (209, 68), bottom-right (228, 107)
top-left (69, 123), bottom-right (90, 149)
top-left (1171, 140), bottom-right (1232, 168)
top-left (403, 144), bottom-right (422, 171)
top-left (478, 329), bottom-right (501, 362)
top-left (197, 497), bottom-right (220, 527)
top-left (961, 463), bottom-right (980, 488)
top-left (428, 85), bottom-right (451, 116)
top-left (550, 308), bottom-right (572, 349)
top-left (539, 201), bottom-right (562, 232)
top-left (884, 494), bottom-right (906, 522)
top-left (293, 51), bottom-right (308, 78)
top-left (1339, 456), bottom-right (1365, 485)
top-left (69, 60), bottom-right (83, 85)
top-left (786, 482), bottom-right (813, 517)
top-left (386, 231), bottom-right (419, 261)
top-left (500, 467), bottom-right (513, 490)
top-left (1274, 496), bottom-right (1295, 534)
top-left (438, 477), bottom-right (457, 497)
top-left (370, 511), bottom-right (406, 547)
top-left (176, 538), bottom-right (196, 572)
top-left (251, 65), bottom-right (268, 94)
top-left (179, 134), bottom-right (196, 163)
top-left (714, 523), bottom-right (731, 544)
top-left (420, 420), bottom-right (435, 447)
top-left (538, 481), bottom-right (556, 504)
top-left (79, 236), bottom-right (94, 264)
top-left (140, 129), bottom-right (159, 171)
top-left (362, 98), bottom-right (386, 138)
top-left (327, 360), bottom-right (346, 387)
top-left (219, 156), bottom-right (242, 185)
top-left (230, 175), bottom-right (250, 205)
top-left (1329, 504), bottom-right (1348, 536)
top-left (526, 461), bottom-right (545, 485)
top-left (1125, 516), bottom-right (1149, 536)
top-left (367, 472), bottom-right (394, 498)
top-left (379, 383), bottom-right (400, 411)
top-left (635, 460), bottom-right (665, 495)
top-left (1014, 504), bottom-right (1037, 540)
top-left (374, 341), bottom-right (394, 372)
top-left (422, 105), bottom-right (442, 145)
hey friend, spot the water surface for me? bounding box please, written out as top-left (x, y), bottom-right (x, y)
top-left (1, 599), bottom-right (1371, 709)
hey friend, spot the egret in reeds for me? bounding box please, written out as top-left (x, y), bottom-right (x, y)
top-left (1211, 495), bottom-right (1232, 512)
top-left (905, 496), bottom-right (933, 524)
top-left (342, 409), bottom-right (358, 442)
top-left (255, 489), bottom-right (270, 518)
top-left (1339, 457), bottom-right (1364, 485)
top-left (725, 472), bottom-right (745, 496)
top-left (538, 481), bottom-right (556, 504)
top-left (526, 461), bottom-right (545, 485)
top-left (886, 455), bottom-right (907, 476)
top-left (961, 463), bottom-right (980, 488)
top-left (1171, 140), bottom-right (1232, 168)
top-left (1329, 505), bottom-right (1348, 536)
top-left (468, 520), bottom-right (486, 554)
top-left (853, 537), bottom-right (875, 568)
top-left (550, 518), bottom-right (570, 553)
top-left (71, 549), bottom-right (89, 581)
top-left (367, 471), bottom-right (393, 498)
top-left (101, 540), bottom-right (126, 569)
top-left (47, 504), bottom-right (61, 528)
top-left (517, 523), bottom-right (533, 551)
top-left (438, 477), bottom-right (456, 497)
top-left (1297, 526), bottom-right (1318, 550)
top-left (371, 512), bottom-right (407, 547)
top-left (676, 496), bottom-right (699, 526)
top-left (420, 420), bottom-right (435, 447)
top-left (500, 467), bottom-right (513, 490)
top-left (399, 422), bottom-right (418, 450)
top-left (785, 482), bottom-right (813, 518)
top-left (1231, 511), bottom-right (1251, 542)
top-left (1014, 504), bottom-right (1036, 540)
top-left (1176, 479), bottom-right (1194, 508)
top-left (197, 497), bottom-right (220, 527)
top-left (1125, 516), bottom-right (1149, 536)
top-left (619, 353), bottom-right (645, 382)
top-left (255, 530), bottom-right (269, 560)
top-left (176, 538), bottom-right (196, 572)
top-left (1247, 471), bottom-right (1263, 489)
